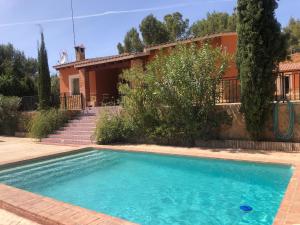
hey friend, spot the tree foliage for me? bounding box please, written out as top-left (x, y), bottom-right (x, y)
top-left (51, 75), bottom-right (60, 107)
top-left (190, 12), bottom-right (236, 37)
top-left (0, 43), bottom-right (37, 96)
top-left (28, 108), bottom-right (70, 139)
top-left (37, 32), bottom-right (51, 110)
top-left (283, 18), bottom-right (300, 52)
top-left (164, 12), bottom-right (189, 41)
top-left (97, 44), bottom-right (230, 145)
top-left (117, 28), bottom-right (144, 54)
top-left (0, 95), bottom-right (21, 135)
top-left (139, 14), bottom-right (170, 46)
top-left (237, 0), bottom-right (288, 139)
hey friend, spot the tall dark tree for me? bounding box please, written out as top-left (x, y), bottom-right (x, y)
top-left (117, 28), bottom-right (144, 54)
top-left (50, 74), bottom-right (60, 107)
top-left (237, 0), bottom-right (287, 139)
top-left (117, 43), bottom-right (125, 54)
top-left (37, 32), bottom-right (51, 109)
top-left (163, 12), bottom-right (189, 41)
top-left (140, 14), bottom-right (170, 46)
top-left (189, 12), bottom-right (236, 37)
top-left (0, 43), bottom-right (37, 96)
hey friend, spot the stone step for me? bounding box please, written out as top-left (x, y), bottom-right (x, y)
top-left (69, 119), bottom-right (97, 124)
top-left (65, 123), bottom-right (96, 128)
top-left (48, 134), bottom-right (92, 139)
top-left (60, 126), bottom-right (96, 132)
top-left (41, 138), bottom-right (94, 145)
top-left (40, 107), bottom-right (102, 145)
top-left (56, 130), bottom-right (93, 135)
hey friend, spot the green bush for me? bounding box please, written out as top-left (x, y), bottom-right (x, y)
top-left (28, 108), bottom-right (69, 139)
top-left (96, 44), bottom-right (231, 145)
top-left (0, 95), bottom-right (21, 135)
top-left (95, 111), bottom-right (134, 144)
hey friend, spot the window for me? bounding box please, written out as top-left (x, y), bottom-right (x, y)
top-left (69, 75), bottom-right (80, 95)
top-left (71, 78), bottom-right (80, 95)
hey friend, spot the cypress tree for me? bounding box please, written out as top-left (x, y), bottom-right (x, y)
top-left (236, 0), bottom-right (287, 139)
top-left (37, 32), bottom-right (51, 109)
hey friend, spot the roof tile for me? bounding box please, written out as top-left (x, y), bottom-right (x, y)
top-left (279, 62), bottom-right (300, 72)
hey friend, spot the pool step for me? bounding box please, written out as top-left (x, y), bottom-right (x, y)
top-left (0, 151), bottom-right (120, 188)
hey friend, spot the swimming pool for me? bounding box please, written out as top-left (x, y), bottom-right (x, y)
top-left (0, 149), bottom-right (293, 225)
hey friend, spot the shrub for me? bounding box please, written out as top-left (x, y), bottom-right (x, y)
top-left (95, 110), bottom-right (134, 144)
top-left (28, 108), bottom-right (69, 139)
top-left (96, 44), bottom-right (231, 145)
top-left (0, 95), bottom-right (21, 135)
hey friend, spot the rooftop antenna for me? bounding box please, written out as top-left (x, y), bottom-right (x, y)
top-left (70, 0), bottom-right (76, 47)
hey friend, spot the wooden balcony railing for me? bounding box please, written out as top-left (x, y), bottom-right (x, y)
top-left (60, 93), bottom-right (85, 110)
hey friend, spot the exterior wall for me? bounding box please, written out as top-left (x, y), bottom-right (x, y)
top-left (58, 67), bottom-right (79, 95)
top-left (220, 34), bottom-right (238, 78)
top-left (217, 102), bottom-right (300, 142)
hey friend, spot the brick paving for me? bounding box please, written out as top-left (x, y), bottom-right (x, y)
top-left (0, 209), bottom-right (40, 225)
top-left (0, 184), bottom-right (136, 225)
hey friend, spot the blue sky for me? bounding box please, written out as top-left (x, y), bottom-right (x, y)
top-left (0, 0), bottom-right (299, 73)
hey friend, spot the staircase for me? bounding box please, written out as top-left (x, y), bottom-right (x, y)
top-left (41, 108), bottom-right (99, 145)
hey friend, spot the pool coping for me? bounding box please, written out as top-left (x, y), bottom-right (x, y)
top-left (0, 144), bottom-right (299, 225)
top-left (0, 184), bottom-right (137, 225)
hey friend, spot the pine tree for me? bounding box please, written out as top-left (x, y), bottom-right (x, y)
top-left (140, 14), bottom-right (170, 46)
top-left (163, 12), bottom-right (189, 41)
top-left (37, 32), bottom-right (51, 109)
top-left (117, 28), bottom-right (144, 54)
top-left (237, 0), bottom-right (287, 139)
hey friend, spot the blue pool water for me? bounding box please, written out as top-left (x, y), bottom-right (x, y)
top-left (0, 149), bottom-right (293, 225)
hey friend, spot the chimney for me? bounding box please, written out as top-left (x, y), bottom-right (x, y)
top-left (75, 44), bottom-right (85, 61)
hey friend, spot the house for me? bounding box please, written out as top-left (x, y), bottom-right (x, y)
top-left (54, 31), bottom-right (300, 109)
top-left (277, 53), bottom-right (300, 100)
top-left (54, 32), bottom-right (238, 109)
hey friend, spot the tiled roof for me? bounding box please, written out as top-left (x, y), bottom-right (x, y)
top-left (145, 32), bottom-right (237, 51)
top-left (54, 32), bottom-right (237, 70)
top-left (279, 62), bottom-right (300, 72)
top-left (54, 52), bottom-right (149, 70)
top-left (53, 61), bottom-right (77, 69)
top-left (75, 52), bottom-right (149, 68)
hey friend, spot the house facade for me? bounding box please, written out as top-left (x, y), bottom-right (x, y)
top-left (277, 53), bottom-right (300, 101)
top-left (54, 32), bottom-right (238, 109)
top-left (54, 32), bottom-right (300, 110)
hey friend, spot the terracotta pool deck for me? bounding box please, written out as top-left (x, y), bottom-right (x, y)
top-left (0, 136), bottom-right (300, 225)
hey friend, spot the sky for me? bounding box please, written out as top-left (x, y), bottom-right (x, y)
top-left (0, 0), bottom-right (299, 73)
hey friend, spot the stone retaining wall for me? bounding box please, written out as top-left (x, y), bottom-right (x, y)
top-left (216, 102), bottom-right (300, 143)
